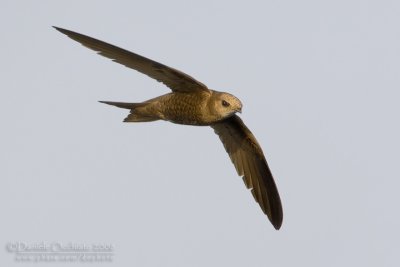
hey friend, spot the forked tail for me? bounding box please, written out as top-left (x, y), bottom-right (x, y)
top-left (99, 101), bottom-right (159, 122)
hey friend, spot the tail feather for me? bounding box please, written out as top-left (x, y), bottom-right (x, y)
top-left (123, 113), bottom-right (158, 122)
top-left (99, 100), bottom-right (159, 122)
top-left (99, 101), bottom-right (145, 109)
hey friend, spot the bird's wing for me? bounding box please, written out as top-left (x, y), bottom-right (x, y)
top-left (211, 115), bottom-right (283, 229)
top-left (54, 27), bottom-right (209, 93)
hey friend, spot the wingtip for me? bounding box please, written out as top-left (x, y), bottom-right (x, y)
top-left (52, 26), bottom-right (61, 31)
top-left (99, 101), bottom-right (112, 106)
top-left (266, 206), bottom-right (283, 230)
top-left (271, 213), bottom-right (283, 230)
top-left (273, 221), bottom-right (282, 230)
top-left (53, 26), bottom-right (70, 35)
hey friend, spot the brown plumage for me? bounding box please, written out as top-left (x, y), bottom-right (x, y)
top-left (54, 26), bottom-right (283, 229)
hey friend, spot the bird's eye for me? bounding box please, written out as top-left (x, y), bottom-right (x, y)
top-left (222, 100), bottom-right (230, 107)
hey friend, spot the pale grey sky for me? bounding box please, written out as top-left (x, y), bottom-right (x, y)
top-left (1, 0), bottom-right (400, 266)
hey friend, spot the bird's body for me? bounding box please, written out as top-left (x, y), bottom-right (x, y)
top-left (102, 90), bottom-right (242, 126)
top-left (55, 26), bottom-right (283, 230)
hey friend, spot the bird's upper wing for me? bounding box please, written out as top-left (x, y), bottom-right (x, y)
top-left (211, 115), bottom-right (283, 229)
top-left (54, 27), bottom-right (209, 93)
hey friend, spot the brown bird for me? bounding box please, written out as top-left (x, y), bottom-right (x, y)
top-left (54, 26), bottom-right (283, 229)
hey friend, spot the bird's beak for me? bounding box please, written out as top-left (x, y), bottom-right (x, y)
top-left (237, 107), bottom-right (242, 114)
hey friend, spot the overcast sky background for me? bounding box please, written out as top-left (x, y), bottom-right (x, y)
top-left (1, 1), bottom-right (399, 266)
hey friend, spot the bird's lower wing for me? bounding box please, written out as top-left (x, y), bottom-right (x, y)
top-left (53, 27), bottom-right (209, 93)
top-left (211, 115), bottom-right (283, 229)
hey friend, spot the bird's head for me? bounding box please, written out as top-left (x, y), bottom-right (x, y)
top-left (210, 91), bottom-right (243, 119)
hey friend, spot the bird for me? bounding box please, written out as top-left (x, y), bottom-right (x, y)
top-left (54, 26), bottom-right (283, 230)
